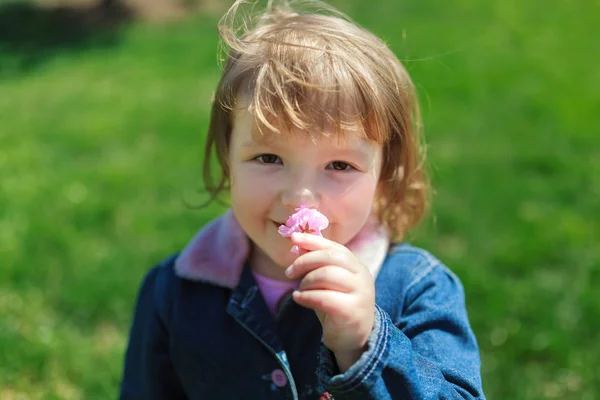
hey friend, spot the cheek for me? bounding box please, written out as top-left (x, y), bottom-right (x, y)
top-left (323, 177), bottom-right (378, 244)
top-left (230, 165), bottom-right (276, 220)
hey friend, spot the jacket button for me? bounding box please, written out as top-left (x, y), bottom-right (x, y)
top-left (271, 369), bottom-right (288, 387)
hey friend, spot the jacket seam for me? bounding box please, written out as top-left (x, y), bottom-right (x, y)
top-left (402, 250), bottom-right (441, 294)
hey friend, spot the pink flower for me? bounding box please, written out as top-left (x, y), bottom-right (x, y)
top-left (278, 205), bottom-right (329, 254)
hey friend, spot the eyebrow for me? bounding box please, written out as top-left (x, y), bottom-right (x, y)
top-left (241, 139), bottom-right (372, 160)
top-left (241, 133), bottom-right (373, 148)
top-left (240, 136), bottom-right (285, 149)
top-left (328, 148), bottom-right (372, 162)
top-left (241, 141), bottom-right (265, 148)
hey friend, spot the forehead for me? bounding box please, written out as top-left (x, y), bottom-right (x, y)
top-left (231, 105), bottom-right (372, 149)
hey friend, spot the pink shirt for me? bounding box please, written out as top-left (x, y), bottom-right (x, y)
top-left (251, 271), bottom-right (300, 316)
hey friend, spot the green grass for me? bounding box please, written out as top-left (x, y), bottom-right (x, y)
top-left (1, 0), bottom-right (598, 398)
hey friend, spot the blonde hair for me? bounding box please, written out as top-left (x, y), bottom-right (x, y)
top-left (203, 0), bottom-right (430, 242)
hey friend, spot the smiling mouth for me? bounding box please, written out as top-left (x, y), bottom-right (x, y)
top-left (272, 221), bottom-right (287, 230)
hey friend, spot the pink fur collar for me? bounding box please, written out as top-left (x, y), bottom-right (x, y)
top-left (174, 209), bottom-right (390, 289)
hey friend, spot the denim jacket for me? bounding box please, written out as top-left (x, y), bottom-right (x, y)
top-left (119, 213), bottom-right (484, 399)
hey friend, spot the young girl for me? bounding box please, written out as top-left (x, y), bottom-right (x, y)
top-left (120, 1), bottom-right (485, 398)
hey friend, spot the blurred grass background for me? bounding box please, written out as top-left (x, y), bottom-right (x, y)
top-left (0, 0), bottom-right (598, 398)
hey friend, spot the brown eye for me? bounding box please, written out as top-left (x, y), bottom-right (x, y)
top-left (256, 154), bottom-right (282, 164)
top-left (328, 161), bottom-right (352, 171)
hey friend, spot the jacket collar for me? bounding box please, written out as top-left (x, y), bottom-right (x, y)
top-left (174, 209), bottom-right (390, 289)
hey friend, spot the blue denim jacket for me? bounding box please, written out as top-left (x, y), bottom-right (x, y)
top-left (119, 243), bottom-right (484, 399)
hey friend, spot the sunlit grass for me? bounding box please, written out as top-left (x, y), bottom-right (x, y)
top-left (0, 0), bottom-right (598, 398)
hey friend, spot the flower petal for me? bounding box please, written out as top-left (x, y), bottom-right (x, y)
top-left (278, 206), bottom-right (329, 251)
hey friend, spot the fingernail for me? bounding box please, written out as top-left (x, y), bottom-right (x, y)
top-left (285, 266), bottom-right (293, 277)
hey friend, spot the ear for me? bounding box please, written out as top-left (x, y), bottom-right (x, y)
top-left (371, 185), bottom-right (383, 218)
top-left (374, 176), bottom-right (386, 200)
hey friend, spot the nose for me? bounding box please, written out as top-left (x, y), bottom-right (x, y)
top-left (280, 173), bottom-right (320, 210)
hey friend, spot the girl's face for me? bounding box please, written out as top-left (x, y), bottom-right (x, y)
top-left (229, 106), bottom-right (383, 279)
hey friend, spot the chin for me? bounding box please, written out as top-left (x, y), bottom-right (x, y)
top-left (270, 250), bottom-right (296, 268)
top-left (261, 244), bottom-right (296, 267)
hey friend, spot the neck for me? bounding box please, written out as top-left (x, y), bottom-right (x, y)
top-left (248, 244), bottom-right (291, 282)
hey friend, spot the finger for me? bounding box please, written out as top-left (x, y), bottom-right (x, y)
top-left (292, 289), bottom-right (351, 316)
top-left (291, 232), bottom-right (345, 252)
top-left (298, 266), bottom-right (356, 293)
top-left (287, 248), bottom-right (360, 279)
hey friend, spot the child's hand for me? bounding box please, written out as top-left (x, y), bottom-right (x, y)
top-left (286, 232), bottom-right (375, 373)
